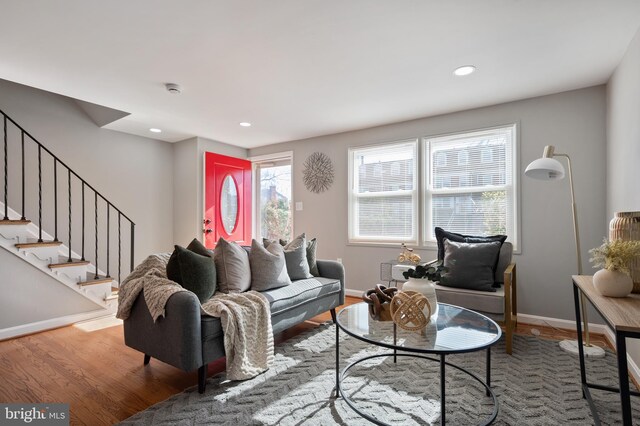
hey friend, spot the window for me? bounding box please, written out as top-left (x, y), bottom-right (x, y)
top-left (424, 125), bottom-right (518, 248)
top-left (457, 150), bottom-right (469, 165)
top-left (348, 140), bottom-right (418, 244)
top-left (251, 152), bottom-right (293, 241)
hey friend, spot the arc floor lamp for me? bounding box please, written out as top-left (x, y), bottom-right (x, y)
top-left (525, 145), bottom-right (605, 358)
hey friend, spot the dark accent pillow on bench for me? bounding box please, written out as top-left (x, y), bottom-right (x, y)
top-left (440, 239), bottom-right (502, 292)
top-left (435, 227), bottom-right (507, 262)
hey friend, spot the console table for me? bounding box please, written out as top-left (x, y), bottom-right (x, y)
top-left (572, 275), bottom-right (640, 425)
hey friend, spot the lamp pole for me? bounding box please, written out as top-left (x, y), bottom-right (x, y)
top-left (553, 152), bottom-right (592, 347)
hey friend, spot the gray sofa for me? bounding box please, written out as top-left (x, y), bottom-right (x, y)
top-left (123, 253), bottom-right (345, 393)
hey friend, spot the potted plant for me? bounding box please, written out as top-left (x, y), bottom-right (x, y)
top-left (589, 239), bottom-right (640, 297)
top-left (401, 262), bottom-right (448, 317)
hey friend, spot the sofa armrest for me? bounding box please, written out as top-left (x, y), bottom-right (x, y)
top-left (123, 291), bottom-right (204, 372)
top-left (316, 259), bottom-right (346, 304)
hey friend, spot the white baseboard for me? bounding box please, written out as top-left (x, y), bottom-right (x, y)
top-left (344, 288), bottom-right (640, 384)
top-left (0, 309), bottom-right (114, 341)
top-left (345, 288), bottom-right (363, 298)
top-left (516, 313), bottom-right (610, 335)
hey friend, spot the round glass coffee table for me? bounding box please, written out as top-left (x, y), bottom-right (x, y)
top-left (335, 302), bottom-right (502, 425)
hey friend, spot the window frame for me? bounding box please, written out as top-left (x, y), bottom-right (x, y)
top-left (348, 139), bottom-right (419, 245)
top-left (249, 151), bottom-right (294, 241)
top-left (422, 124), bottom-right (519, 250)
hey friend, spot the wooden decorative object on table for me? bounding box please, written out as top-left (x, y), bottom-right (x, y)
top-left (362, 284), bottom-right (398, 321)
top-left (390, 291), bottom-right (431, 331)
top-left (609, 211), bottom-right (640, 293)
top-left (397, 242), bottom-right (421, 264)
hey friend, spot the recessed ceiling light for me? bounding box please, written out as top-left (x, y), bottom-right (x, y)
top-left (239, 122), bottom-right (252, 127)
top-left (453, 65), bottom-right (476, 76)
top-left (149, 128), bottom-right (162, 133)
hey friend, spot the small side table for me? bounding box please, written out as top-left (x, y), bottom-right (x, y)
top-left (572, 275), bottom-right (640, 425)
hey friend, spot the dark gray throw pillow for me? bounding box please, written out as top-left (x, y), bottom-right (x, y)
top-left (187, 238), bottom-right (214, 258)
top-left (283, 233), bottom-right (313, 280)
top-left (440, 239), bottom-right (502, 292)
top-left (166, 238), bottom-right (213, 280)
top-left (213, 238), bottom-right (251, 293)
top-left (435, 227), bottom-right (507, 262)
top-left (249, 239), bottom-right (292, 291)
top-left (166, 245), bottom-right (217, 303)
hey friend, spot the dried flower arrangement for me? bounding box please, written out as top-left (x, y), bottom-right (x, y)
top-left (589, 239), bottom-right (640, 275)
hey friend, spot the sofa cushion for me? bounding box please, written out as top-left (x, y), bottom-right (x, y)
top-left (249, 239), bottom-right (292, 291)
top-left (434, 283), bottom-right (505, 315)
top-left (166, 245), bottom-right (217, 303)
top-left (282, 234), bottom-right (313, 280)
top-left (214, 238), bottom-right (251, 293)
top-left (166, 238), bottom-right (214, 283)
top-left (306, 238), bottom-right (319, 277)
top-left (261, 277), bottom-right (341, 315)
top-left (440, 239), bottom-right (502, 292)
top-left (264, 236), bottom-right (319, 277)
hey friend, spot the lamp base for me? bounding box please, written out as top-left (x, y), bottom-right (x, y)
top-left (559, 339), bottom-right (606, 358)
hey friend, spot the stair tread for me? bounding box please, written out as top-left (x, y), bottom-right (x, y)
top-left (0, 219), bottom-right (31, 225)
top-left (49, 259), bottom-right (91, 268)
top-left (15, 240), bottom-right (63, 249)
top-left (78, 275), bottom-right (114, 286)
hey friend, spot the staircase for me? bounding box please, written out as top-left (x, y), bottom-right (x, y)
top-left (0, 109), bottom-right (135, 338)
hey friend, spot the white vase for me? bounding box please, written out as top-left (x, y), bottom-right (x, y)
top-left (402, 278), bottom-right (438, 318)
top-left (593, 269), bottom-right (633, 297)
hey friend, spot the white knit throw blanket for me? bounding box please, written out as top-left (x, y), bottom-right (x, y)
top-left (116, 254), bottom-right (274, 380)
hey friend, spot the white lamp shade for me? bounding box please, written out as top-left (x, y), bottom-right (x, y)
top-left (524, 157), bottom-right (565, 180)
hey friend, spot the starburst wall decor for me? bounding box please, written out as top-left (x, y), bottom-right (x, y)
top-left (302, 152), bottom-right (334, 193)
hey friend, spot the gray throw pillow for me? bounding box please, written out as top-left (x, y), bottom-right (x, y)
top-left (283, 233), bottom-right (313, 280)
top-left (265, 235), bottom-right (319, 277)
top-left (213, 238), bottom-right (251, 293)
top-left (440, 239), bottom-right (502, 292)
top-left (249, 239), bottom-right (292, 291)
top-left (307, 238), bottom-right (319, 276)
top-left (166, 245), bottom-right (217, 303)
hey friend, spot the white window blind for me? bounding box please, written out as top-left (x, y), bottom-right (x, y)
top-left (349, 140), bottom-right (418, 243)
top-left (424, 125), bottom-right (518, 248)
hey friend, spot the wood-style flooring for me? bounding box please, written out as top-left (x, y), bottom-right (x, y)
top-left (0, 296), bottom-right (612, 425)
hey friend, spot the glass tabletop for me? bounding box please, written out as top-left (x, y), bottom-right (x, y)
top-left (337, 302), bottom-right (502, 354)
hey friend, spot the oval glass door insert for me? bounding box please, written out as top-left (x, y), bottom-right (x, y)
top-left (220, 175), bottom-right (239, 234)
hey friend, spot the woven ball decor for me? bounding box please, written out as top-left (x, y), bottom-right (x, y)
top-left (390, 291), bottom-right (431, 331)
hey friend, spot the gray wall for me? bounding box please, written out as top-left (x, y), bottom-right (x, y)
top-left (0, 78), bottom-right (174, 325)
top-left (606, 28), bottom-right (640, 365)
top-left (250, 86), bottom-right (607, 322)
top-left (0, 249), bottom-right (100, 328)
top-left (0, 78), bottom-right (174, 262)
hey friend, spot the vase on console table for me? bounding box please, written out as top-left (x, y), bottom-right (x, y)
top-left (402, 278), bottom-right (438, 319)
top-left (593, 269), bottom-right (633, 298)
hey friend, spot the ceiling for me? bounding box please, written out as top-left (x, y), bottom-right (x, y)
top-left (1, 1), bottom-right (639, 148)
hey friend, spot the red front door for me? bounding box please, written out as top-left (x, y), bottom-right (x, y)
top-left (204, 152), bottom-right (252, 249)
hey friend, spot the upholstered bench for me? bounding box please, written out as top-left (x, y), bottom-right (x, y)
top-left (384, 242), bottom-right (517, 354)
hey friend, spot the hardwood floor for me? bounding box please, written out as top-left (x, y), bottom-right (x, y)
top-left (0, 296), bottom-right (612, 425)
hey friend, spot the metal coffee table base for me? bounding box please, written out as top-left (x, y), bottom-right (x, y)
top-left (336, 351), bottom-right (498, 426)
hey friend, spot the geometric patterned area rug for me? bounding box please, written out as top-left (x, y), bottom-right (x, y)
top-left (119, 323), bottom-right (640, 425)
